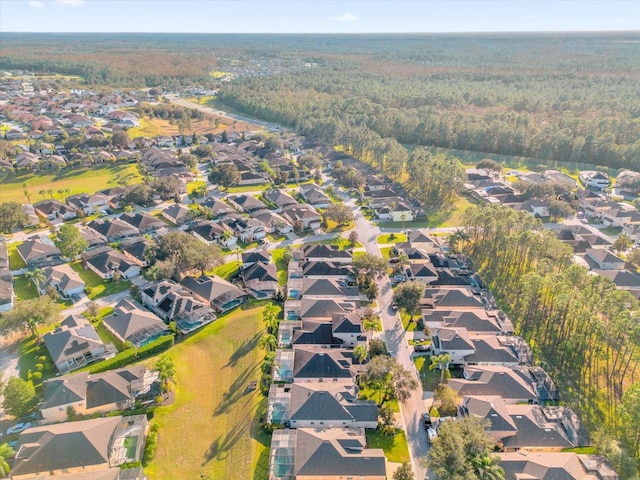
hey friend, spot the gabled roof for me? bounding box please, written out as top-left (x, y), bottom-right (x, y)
top-left (449, 366), bottom-right (539, 401)
top-left (300, 298), bottom-right (359, 320)
top-left (331, 312), bottom-right (363, 334)
top-left (243, 261), bottom-right (278, 283)
top-left (498, 451), bottom-right (616, 480)
top-left (302, 277), bottom-right (360, 298)
top-left (301, 261), bottom-right (353, 277)
top-left (289, 383), bottom-right (377, 423)
top-left (10, 416), bottom-right (121, 476)
top-left (228, 194), bottom-right (267, 213)
top-left (181, 274), bottom-right (246, 306)
top-left (87, 218), bottom-right (139, 240)
top-left (294, 428), bottom-right (386, 476)
top-left (43, 263), bottom-right (85, 292)
top-left (17, 238), bottom-right (61, 264)
top-left (102, 299), bottom-right (168, 346)
top-left (302, 244), bottom-right (352, 261)
top-left (242, 249), bottom-right (271, 266)
top-left (264, 189), bottom-right (299, 208)
top-left (119, 212), bottom-right (166, 232)
top-left (422, 288), bottom-right (485, 309)
top-left (43, 314), bottom-right (104, 366)
top-left (433, 327), bottom-right (475, 351)
top-left (85, 247), bottom-right (139, 275)
top-left (293, 347), bottom-right (357, 379)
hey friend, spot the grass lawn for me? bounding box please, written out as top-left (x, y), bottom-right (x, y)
top-left (414, 356), bottom-right (444, 391)
top-left (599, 226), bottom-right (622, 236)
top-left (380, 246), bottom-right (393, 259)
top-left (19, 334), bottom-right (56, 385)
top-left (145, 305), bottom-right (270, 480)
top-left (365, 430), bottom-right (411, 464)
top-left (69, 261), bottom-right (131, 300)
top-left (95, 321), bottom-right (123, 351)
top-left (226, 184), bottom-right (270, 194)
top-left (8, 243), bottom-right (27, 270)
top-left (213, 261), bottom-right (241, 280)
top-left (271, 247), bottom-right (289, 286)
top-left (0, 164), bottom-right (142, 204)
top-left (13, 275), bottom-right (39, 301)
top-left (441, 196), bottom-right (474, 228)
top-left (400, 312), bottom-right (419, 332)
top-left (377, 233), bottom-right (407, 244)
top-left (377, 218), bottom-right (430, 229)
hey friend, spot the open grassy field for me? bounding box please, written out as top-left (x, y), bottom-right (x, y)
top-left (0, 164), bottom-right (142, 204)
top-left (145, 304), bottom-right (270, 480)
top-left (127, 111), bottom-right (256, 140)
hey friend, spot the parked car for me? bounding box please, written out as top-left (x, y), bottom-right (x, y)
top-left (421, 413), bottom-right (432, 430)
top-left (6, 422), bottom-right (31, 435)
top-left (414, 344), bottom-right (430, 352)
top-left (426, 427), bottom-right (438, 444)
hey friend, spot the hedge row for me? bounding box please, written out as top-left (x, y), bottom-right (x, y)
top-left (88, 335), bottom-right (174, 374)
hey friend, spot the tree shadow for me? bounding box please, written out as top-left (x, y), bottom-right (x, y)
top-left (223, 332), bottom-right (262, 368)
top-left (213, 361), bottom-right (260, 415)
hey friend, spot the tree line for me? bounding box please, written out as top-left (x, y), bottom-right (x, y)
top-left (460, 204), bottom-right (640, 476)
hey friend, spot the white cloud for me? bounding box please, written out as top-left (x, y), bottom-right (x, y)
top-left (55, 0), bottom-right (86, 6)
top-left (335, 13), bottom-right (357, 22)
top-left (28, 0), bottom-right (45, 8)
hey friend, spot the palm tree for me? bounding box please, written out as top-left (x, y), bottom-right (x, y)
top-left (428, 353), bottom-right (451, 385)
top-left (259, 333), bottom-right (278, 353)
top-left (38, 189), bottom-right (46, 199)
top-left (262, 303), bottom-right (280, 335)
top-left (354, 344), bottom-right (368, 364)
top-left (25, 268), bottom-right (46, 292)
top-left (448, 228), bottom-right (470, 254)
top-left (155, 354), bottom-right (176, 394)
top-left (0, 443), bottom-right (16, 478)
top-left (471, 453), bottom-right (505, 480)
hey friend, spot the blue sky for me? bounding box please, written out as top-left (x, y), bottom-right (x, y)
top-left (1, 0), bottom-right (639, 33)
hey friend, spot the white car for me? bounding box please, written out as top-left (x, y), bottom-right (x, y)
top-left (427, 427), bottom-right (438, 443)
top-left (6, 422), bottom-right (31, 435)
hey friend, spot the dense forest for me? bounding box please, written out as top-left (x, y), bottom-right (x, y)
top-left (460, 205), bottom-right (640, 476)
top-left (2, 33), bottom-right (639, 170)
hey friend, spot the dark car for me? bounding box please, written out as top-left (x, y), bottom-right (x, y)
top-left (421, 413), bottom-right (432, 430)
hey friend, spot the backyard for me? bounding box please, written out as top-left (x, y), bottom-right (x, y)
top-left (69, 261), bottom-right (131, 299)
top-left (145, 304), bottom-right (270, 480)
top-left (0, 164), bottom-right (142, 204)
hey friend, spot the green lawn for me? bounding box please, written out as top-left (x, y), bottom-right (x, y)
top-left (365, 430), bottom-right (411, 464)
top-left (0, 164), bottom-right (142, 204)
top-left (271, 248), bottom-right (289, 286)
top-left (13, 275), bottom-right (39, 301)
top-left (145, 305), bottom-right (270, 480)
top-left (213, 261), bottom-right (241, 280)
top-left (69, 261), bottom-right (131, 299)
top-left (377, 233), bottom-right (407, 244)
top-left (226, 184), bottom-right (270, 194)
top-left (400, 312), bottom-right (419, 332)
top-left (95, 321), bottom-right (124, 351)
top-left (8, 243), bottom-right (27, 270)
top-left (380, 246), bottom-right (393, 259)
top-left (19, 335), bottom-right (56, 386)
top-left (414, 356), bottom-right (444, 391)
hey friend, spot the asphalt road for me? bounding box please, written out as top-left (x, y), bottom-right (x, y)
top-left (342, 193), bottom-right (430, 479)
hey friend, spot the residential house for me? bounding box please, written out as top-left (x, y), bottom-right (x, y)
top-left (282, 204), bottom-right (322, 230)
top-left (517, 199), bottom-right (550, 218)
top-left (263, 189), bottom-right (299, 212)
top-left (585, 249), bottom-right (626, 270)
top-left (43, 314), bottom-right (111, 374)
top-left (299, 183), bottom-right (331, 208)
top-left (594, 269), bottom-right (640, 298)
top-left (277, 346), bottom-right (359, 383)
top-left (296, 244), bottom-right (353, 264)
top-left (34, 199), bottom-right (77, 221)
top-left (579, 170), bottom-right (610, 190)
top-left (16, 238), bottom-right (62, 268)
top-left (161, 203), bottom-right (192, 226)
top-left (300, 261), bottom-right (353, 280)
top-left (277, 312), bottom-right (364, 349)
top-left (228, 194), bottom-right (268, 214)
top-left (102, 299), bottom-right (170, 348)
top-left (422, 309), bottom-right (514, 335)
top-left (77, 224), bottom-right (108, 249)
top-left (448, 365), bottom-right (559, 404)
top-left (21, 204), bottom-right (41, 227)
top-left (39, 263), bottom-right (85, 298)
top-left (191, 220), bottom-right (238, 248)
top-left (251, 209), bottom-right (293, 234)
top-left (87, 218), bottom-right (139, 242)
top-left (140, 279), bottom-right (216, 334)
top-left (66, 193), bottom-right (109, 215)
top-left (460, 396), bottom-right (590, 452)
top-left (301, 278), bottom-right (361, 302)
top-left (421, 287), bottom-right (487, 310)
top-left (120, 238), bottom-right (154, 267)
top-left (39, 365), bottom-right (158, 424)
top-left (201, 196), bottom-right (236, 219)
top-left (406, 230), bottom-right (440, 253)
top-left (615, 169), bottom-right (640, 197)
top-left (243, 261), bottom-right (279, 299)
top-left (498, 451), bottom-right (618, 480)
top-left (181, 274), bottom-right (248, 313)
top-left (10, 415), bottom-right (148, 479)
top-left (221, 215), bottom-right (266, 242)
top-left (84, 247), bottom-right (141, 280)
top-left (238, 171), bottom-right (268, 185)
top-left (119, 212), bottom-right (167, 234)
top-left (431, 327), bottom-right (476, 365)
top-left (404, 262), bottom-right (438, 284)
top-left (268, 428), bottom-right (386, 480)
top-left (242, 249), bottom-right (271, 269)
top-left (98, 186), bottom-right (128, 209)
top-left (267, 382), bottom-right (378, 428)
top-left (602, 205), bottom-right (640, 229)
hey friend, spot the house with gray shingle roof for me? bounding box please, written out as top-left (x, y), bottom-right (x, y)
top-left (87, 218), bottom-right (139, 242)
top-left (243, 261), bottom-right (279, 299)
top-left (42, 314), bottom-right (112, 374)
top-left (10, 415), bottom-right (148, 478)
top-left (39, 365), bottom-right (158, 424)
top-left (267, 382), bottom-right (378, 428)
top-left (84, 246), bottom-right (141, 280)
top-left (291, 347), bottom-right (359, 383)
top-left (17, 238), bottom-right (62, 268)
top-left (181, 274), bottom-right (248, 313)
top-left (40, 263), bottom-right (85, 298)
top-left (102, 299), bottom-right (169, 348)
top-left (498, 450), bottom-right (618, 480)
top-left (268, 427), bottom-right (386, 480)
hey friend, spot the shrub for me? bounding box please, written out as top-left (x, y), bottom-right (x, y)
top-left (32, 371), bottom-right (42, 382)
top-left (44, 362), bottom-right (52, 373)
top-left (142, 423), bottom-right (160, 466)
top-left (37, 356), bottom-right (47, 363)
top-left (35, 363), bottom-right (43, 372)
top-left (88, 335), bottom-right (174, 374)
